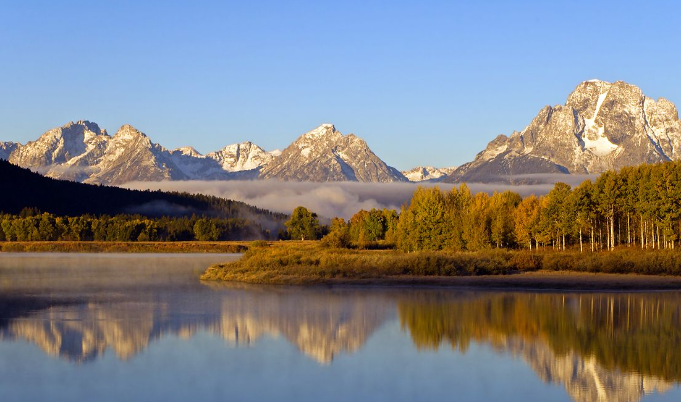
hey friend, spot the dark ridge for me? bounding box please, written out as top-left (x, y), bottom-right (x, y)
top-left (0, 159), bottom-right (286, 221)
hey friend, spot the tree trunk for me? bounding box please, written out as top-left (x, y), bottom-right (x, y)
top-left (579, 227), bottom-right (583, 253)
top-left (641, 215), bottom-right (644, 249)
top-left (657, 224), bottom-right (660, 250)
top-left (599, 227), bottom-right (603, 251)
top-left (610, 208), bottom-right (615, 251)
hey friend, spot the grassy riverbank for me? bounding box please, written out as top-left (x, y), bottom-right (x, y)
top-left (200, 242), bottom-right (681, 286)
top-left (0, 241), bottom-right (249, 253)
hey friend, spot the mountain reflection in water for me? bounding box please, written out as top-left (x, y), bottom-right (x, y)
top-left (0, 253), bottom-right (680, 402)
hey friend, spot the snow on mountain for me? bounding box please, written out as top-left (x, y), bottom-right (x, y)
top-left (0, 141), bottom-right (19, 160)
top-left (401, 166), bottom-right (457, 182)
top-left (206, 141), bottom-right (277, 172)
top-left (259, 124), bottom-right (407, 182)
top-left (7, 120), bottom-right (110, 181)
top-left (5, 122), bottom-right (391, 184)
top-left (83, 124), bottom-right (189, 184)
top-left (446, 80), bottom-right (681, 183)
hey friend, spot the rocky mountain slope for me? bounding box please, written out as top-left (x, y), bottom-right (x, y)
top-left (1, 121), bottom-right (405, 184)
top-left (446, 80), bottom-right (681, 183)
top-left (0, 141), bottom-right (18, 160)
top-left (1, 121), bottom-right (281, 184)
top-left (259, 124), bottom-right (407, 182)
top-left (401, 166), bottom-right (456, 182)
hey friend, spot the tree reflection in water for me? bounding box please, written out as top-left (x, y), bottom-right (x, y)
top-left (1, 281), bottom-right (680, 402)
top-left (399, 292), bottom-right (681, 402)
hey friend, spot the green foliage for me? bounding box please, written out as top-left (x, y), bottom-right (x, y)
top-left (347, 208), bottom-right (396, 248)
top-left (393, 161), bottom-right (681, 253)
top-left (321, 217), bottom-right (351, 248)
top-left (0, 212), bottom-right (266, 242)
top-left (0, 159), bottom-right (287, 235)
top-left (285, 206), bottom-right (321, 240)
top-left (396, 187), bottom-right (452, 252)
top-left (193, 218), bottom-right (220, 241)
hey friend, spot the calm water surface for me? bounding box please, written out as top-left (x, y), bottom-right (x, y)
top-left (0, 253), bottom-right (680, 402)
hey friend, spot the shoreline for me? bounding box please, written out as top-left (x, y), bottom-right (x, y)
top-left (202, 270), bottom-right (681, 291)
top-left (280, 271), bottom-right (681, 291)
top-left (0, 241), bottom-right (249, 253)
top-left (201, 242), bottom-right (681, 290)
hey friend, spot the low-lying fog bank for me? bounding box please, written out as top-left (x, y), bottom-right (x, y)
top-left (124, 174), bottom-right (595, 219)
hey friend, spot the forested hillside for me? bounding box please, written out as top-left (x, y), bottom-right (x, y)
top-left (0, 160), bottom-right (287, 240)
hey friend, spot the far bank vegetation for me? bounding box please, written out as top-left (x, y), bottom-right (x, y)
top-left (202, 162), bottom-right (681, 283)
top-left (301, 162), bottom-right (681, 254)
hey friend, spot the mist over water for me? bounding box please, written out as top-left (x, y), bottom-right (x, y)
top-left (124, 174), bottom-right (596, 219)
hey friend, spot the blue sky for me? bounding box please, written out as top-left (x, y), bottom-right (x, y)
top-left (1, 0), bottom-right (679, 170)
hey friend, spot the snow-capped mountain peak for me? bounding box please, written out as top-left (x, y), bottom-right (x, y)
top-left (402, 166), bottom-right (457, 182)
top-left (4, 121), bottom-right (405, 184)
top-left (302, 123), bottom-right (338, 139)
top-left (206, 141), bottom-right (276, 172)
top-left (446, 80), bottom-right (681, 183)
top-left (7, 120), bottom-right (109, 173)
top-left (173, 146), bottom-right (203, 157)
top-left (259, 124), bottom-right (407, 182)
top-left (113, 124), bottom-right (149, 141)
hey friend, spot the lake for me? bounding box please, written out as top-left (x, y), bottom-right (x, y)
top-left (0, 253), bottom-right (680, 402)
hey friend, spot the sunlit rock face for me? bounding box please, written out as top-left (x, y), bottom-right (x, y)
top-left (446, 80), bottom-right (681, 183)
top-left (258, 124), bottom-right (407, 182)
top-left (401, 166), bottom-right (456, 182)
top-left (7, 120), bottom-right (110, 182)
top-left (2, 122), bottom-right (405, 184)
top-left (1, 122), bottom-right (277, 184)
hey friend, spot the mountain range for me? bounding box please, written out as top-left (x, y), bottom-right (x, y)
top-left (1, 80), bottom-right (679, 184)
top-left (0, 121), bottom-right (408, 184)
top-left (445, 80), bottom-right (681, 183)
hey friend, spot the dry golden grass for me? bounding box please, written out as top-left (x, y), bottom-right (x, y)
top-left (201, 242), bottom-right (681, 285)
top-left (0, 241), bottom-right (248, 253)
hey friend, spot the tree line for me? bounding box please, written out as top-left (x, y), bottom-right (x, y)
top-left (0, 209), bottom-right (270, 242)
top-left (0, 159), bottom-right (286, 222)
top-left (290, 161), bottom-right (681, 252)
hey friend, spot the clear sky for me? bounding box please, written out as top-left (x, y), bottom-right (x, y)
top-left (1, 0), bottom-right (680, 170)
